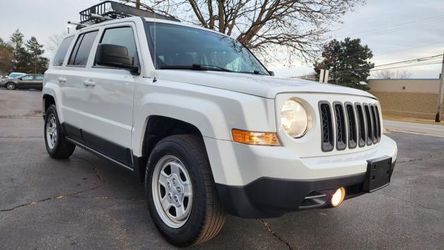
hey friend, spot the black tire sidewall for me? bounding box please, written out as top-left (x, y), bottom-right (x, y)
top-left (6, 82), bottom-right (16, 90)
top-left (145, 136), bottom-right (210, 246)
top-left (44, 105), bottom-right (62, 155)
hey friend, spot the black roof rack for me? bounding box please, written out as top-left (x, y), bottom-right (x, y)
top-left (79, 1), bottom-right (179, 25)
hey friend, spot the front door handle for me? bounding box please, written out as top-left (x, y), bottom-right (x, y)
top-left (83, 79), bottom-right (95, 87)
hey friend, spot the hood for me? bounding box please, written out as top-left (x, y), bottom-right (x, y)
top-left (157, 70), bottom-right (375, 99)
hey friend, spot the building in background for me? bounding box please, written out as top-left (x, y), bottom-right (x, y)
top-left (369, 78), bottom-right (443, 120)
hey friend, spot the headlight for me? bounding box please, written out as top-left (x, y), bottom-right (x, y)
top-left (280, 99), bottom-right (310, 138)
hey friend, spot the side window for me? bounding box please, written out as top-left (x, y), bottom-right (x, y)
top-left (97, 27), bottom-right (138, 65)
top-left (21, 75), bottom-right (33, 80)
top-left (53, 36), bottom-right (74, 66)
top-left (68, 31), bottom-right (98, 66)
top-left (35, 75), bottom-right (44, 80)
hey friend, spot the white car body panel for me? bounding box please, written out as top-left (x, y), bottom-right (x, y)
top-left (156, 70), bottom-right (375, 99)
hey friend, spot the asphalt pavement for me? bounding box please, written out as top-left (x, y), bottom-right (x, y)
top-left (0, 89), bottom-right (443, 249)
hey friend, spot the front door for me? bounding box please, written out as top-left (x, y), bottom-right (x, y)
top-left (79, 24), bottom-right (140, 167)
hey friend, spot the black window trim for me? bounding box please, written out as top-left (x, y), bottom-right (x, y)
top-left (92, 25), bottom-right (140, 71)
top-left (67, 30), bottom-right (99, 68)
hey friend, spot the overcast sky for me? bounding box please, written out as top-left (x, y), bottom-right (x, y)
top-left (0, 0), bottom-right (443, 78)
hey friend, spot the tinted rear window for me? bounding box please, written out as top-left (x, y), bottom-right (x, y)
top-left (53, 36), bottom-right (74, 66)
top-left (68, 31), bottom-right (98, 66)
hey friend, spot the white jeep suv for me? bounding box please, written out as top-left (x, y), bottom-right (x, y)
top-left (43, 7), bottom-right (397, 247)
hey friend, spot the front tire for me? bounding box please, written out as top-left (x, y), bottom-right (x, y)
top-left (44, 104), bottom-right (75, 159)
top-left (145, 135), bottom-right (225, 247)
top-left (5, 82), bottom-right (16, 90)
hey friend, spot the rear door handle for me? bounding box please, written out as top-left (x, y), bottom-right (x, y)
top-left (83, 79), bottom-right (95, 87)
top-left (58, 77), bottom-right (67, 84)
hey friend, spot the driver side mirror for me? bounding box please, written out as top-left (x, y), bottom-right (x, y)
top-left (96, 44), bottom-right (139, 74)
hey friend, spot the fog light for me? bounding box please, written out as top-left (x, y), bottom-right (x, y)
top-left (331, 187), bottom-right (346, 207)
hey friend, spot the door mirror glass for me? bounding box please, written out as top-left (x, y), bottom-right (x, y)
top-left (95, 44), bottom-right (139, 74)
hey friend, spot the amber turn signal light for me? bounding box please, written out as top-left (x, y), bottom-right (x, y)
top-left (232, 129), bottom-right (280, 146)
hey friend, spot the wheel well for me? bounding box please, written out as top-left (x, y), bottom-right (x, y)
top-left (43, 94), bottom-right (55, 112)
top-left (137, 116), bottom-right (204, 182)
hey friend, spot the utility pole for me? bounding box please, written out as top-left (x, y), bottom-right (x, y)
top-left (135, 0), bottom-right (141, 9)
top-left (435, 52), bottom-right (444, 122)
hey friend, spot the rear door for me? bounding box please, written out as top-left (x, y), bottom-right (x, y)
top-left (61, 30), bottom-right (100, 143)
top-left (34, 75), bottom-right (44, 89)
top-left (19, 75), bottom-right (34, 88)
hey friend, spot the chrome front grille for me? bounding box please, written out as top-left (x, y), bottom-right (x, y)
top-left (319, 101), bottom-right (381, 152)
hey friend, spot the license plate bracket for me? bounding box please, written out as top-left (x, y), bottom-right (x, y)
top-left (363, 156), bottom-right (392, 192)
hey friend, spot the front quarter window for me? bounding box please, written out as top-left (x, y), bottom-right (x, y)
top-left (145, 22), bottom-right (269, 75)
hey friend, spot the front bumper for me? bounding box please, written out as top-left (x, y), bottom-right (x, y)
top-left (204, 135), bottom-right (398, 218)
top-left (216, 160), bottom-right (395, 218)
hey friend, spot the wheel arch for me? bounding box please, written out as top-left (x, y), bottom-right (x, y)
top-left (135, 115), bottom-right (208, 182)
top-left (41, 82), bottom-right (63, 122)
top-left (43, 94), bottom-right (56, 110)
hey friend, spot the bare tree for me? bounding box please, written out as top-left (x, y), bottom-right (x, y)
top-left (376, 70), bottom-right (412, 79)
top-left (396, 70), bottom-right (412, 79)
top-left (120, 0), bottom-right (364, 61)
top-left (376, 70), bottom-right (393, 79)
top-left (46, 32), bottom-right (68, 56)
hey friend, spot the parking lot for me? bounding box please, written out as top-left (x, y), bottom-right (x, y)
top-left (0, 89), bottom-right (443, 249)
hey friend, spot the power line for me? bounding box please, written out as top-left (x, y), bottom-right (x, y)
top-left (333, 14), bottom-right (444, 37)
top-left (374, 54), bottom-right (443, 68)
top-left (371, 61), bottom-right (442, 71)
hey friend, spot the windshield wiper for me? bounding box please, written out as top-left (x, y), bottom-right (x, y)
top-left (159, 64), bottom-right (233, 72)
top-left (237, 70), bottom-right (268, 75)
top-left (159, 64), bottom-right (270, 75)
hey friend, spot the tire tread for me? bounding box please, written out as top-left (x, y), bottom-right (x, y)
top-left (45, 105), bottom-right (75, 159)
top-left (145, 134), bottom-right (225, 246)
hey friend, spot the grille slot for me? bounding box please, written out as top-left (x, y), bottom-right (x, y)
top-left (320, 101), bottom-right (381, 151)
top-left (375, 105), bottom-right (382, 139)
top-left (319, 102), bottom-right (334, 152)
top-left (345, 103), bottom-right (357, 149)
top-left (356, 104), bottom-right (366, 147)
top-left (370, 105), bottom-right (379, 143)
top-left (333, 103), bottom-right (346, 150)
top-left (364, 104), bottom-right (373, 145)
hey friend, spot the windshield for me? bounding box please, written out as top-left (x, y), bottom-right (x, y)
top-left (145, 22), bottom-right (269, 75)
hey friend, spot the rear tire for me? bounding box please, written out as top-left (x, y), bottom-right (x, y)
top-left (44, 104), bottom-right (75, 159)
top-left (5, 82), bottom-right (16, 90)
top-left (145, 135), bottom-right (225, 247)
